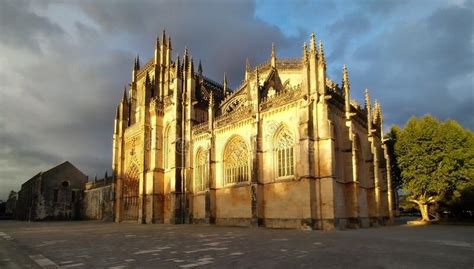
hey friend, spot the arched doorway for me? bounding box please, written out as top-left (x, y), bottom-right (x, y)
top-left (121, 164), bottom-right (139, 221)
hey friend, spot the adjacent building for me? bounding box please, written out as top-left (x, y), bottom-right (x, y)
top-left (82, 174), bottom-right (114, 221)
top-left (17, 161), bottom-right (87, 221)
top-left (112, 31), bottom-right (394, 230)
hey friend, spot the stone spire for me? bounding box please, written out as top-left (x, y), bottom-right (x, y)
top-left (223, 72), bottom-right (228, 91)
top-left (122, 86), bottom-right (128, 103)
top-left (302, 42), bottom-right (308, 65)
top-left (167, 37), bottom-right (172, 50)
top-left (343, 64), bottom-right (351, 116)
top-left (245, 58), bottom-right (251, 81)
top-left (271, 43), bottom-right (276, 68)
top-left (155, 35), bottom-right (160, 49)
top-left (135, 54), bottom-right (140, 70)
top-left (378, 102), bottom-right (384, 137)
top-left (161, 29), bottom-right (166, 46)
top-left (154, 35), bottom-right (160, 65)
top-left (183, 46), bottom-right (189, 64)
top-left (198, 60), bottom-right (203, 76)
top-left (175, 54), bottom-right (181, 78)
top-left (310, 32), bottom-right (317, 54)
top-left (365, 89), bottom-right (373, 134)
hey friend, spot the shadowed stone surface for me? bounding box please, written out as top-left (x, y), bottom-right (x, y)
top-left (0, 219), bottom-right (472, 268)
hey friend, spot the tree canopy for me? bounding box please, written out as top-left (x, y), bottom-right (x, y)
top-left (394, 115), bottom-right (474, 220)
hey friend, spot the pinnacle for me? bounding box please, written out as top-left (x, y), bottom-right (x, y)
top-left (198, 60), bottom-right (203, 75)
top-left (310, 32), bottom-right (317, 52)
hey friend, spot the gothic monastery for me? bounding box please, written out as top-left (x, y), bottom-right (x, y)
top-left (112, 31), bottom-right (394, 230)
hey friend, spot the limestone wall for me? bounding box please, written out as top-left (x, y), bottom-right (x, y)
top-left (82, 184), bottom-right (114, 221)
top-left (215, 185), bottom-right (252, 226)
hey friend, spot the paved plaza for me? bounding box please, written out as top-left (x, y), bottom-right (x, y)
top-left (0, 219), bottom-right (472, 268)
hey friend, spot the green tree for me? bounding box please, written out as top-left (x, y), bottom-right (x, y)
top-left (395, 115), bottom-right (474, 221)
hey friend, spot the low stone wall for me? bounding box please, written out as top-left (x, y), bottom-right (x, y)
top-left (82, 184), bottom-right (114, 221)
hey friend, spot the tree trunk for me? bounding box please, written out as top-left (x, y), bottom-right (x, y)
top-left (419, 203), bottom-right (430, 221)
top-left (409, 199), bottom-right (431, 221)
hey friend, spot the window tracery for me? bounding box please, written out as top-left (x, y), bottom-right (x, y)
top-left (275, 127), bottom-right (295, 178)
top-left (224, 136), bottom-right (249, 185)
top-left (194, 149), bottom-right (208, 192)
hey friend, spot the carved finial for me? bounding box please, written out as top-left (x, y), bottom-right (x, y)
top-left (161, 29), bottom-right (166, 45)
top-left (209, 91), bottom-right (214, 106)
top-left (310, 32), bottom-right (316, 53)
top-left (378, 102), bottom-right (384, 137)
top-left (302, 42), bottom-right (308, 64)
top-left (255, 66), bottom-right (260, 87)
top-left (198, 60), bottom-right (203, 76)
top-left (271, 43), bottom-right (276, 67)
top-left (364, 88), bottom-right (370, 109)
top-left (223, 72), bottom-right (228, 91)
top-left (175, 54), bottom-right (181, 76)
top-left (365, 89), bottom-right (373, 133)
top-left (245, 58), bottom-right (251, 81)
top-left (343, 65), bottom-right (351, 115)
top-left (343, 64), bottom-right (349, 89)
top-left (122, 86), bottom-right (128, 103)
top-left (167, 37), bottom-right (172, 50)
top-left (136, 54), bottom-right (140, 70)
top-left (155, 35), bottom-right (160, 49)
top-left (318, 40), bottom-right (326, 65)
top-left (373, 100), bottom-right (381, 124)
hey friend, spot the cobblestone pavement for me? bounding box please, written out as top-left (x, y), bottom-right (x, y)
top-left (0, 219), bottom-right (473, 268)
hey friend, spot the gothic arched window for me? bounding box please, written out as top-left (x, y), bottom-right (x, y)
top-left (194, 148), bottom-right (208, 192)
top-left (223, 136), bottom-right (249, 185)
top-left (164, 125), bottom-right (172, 169)
top-left (275, 127), bottom-right (295, 178)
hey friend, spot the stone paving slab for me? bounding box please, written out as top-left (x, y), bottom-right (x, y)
top-left (0, 220), bottom-right (473, 268)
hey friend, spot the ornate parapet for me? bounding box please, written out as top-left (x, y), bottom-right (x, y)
top-left (260, 84), bottom-right (302, 111)
top-left (215, 105), bottom-right (253, 128)
top-left (192, 121), bottom-right (209, 135)
top-left (276, 58), bottom-right (302, 69)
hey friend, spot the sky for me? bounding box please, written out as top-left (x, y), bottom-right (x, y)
top-left (0, 0), bottom-right (472, 200)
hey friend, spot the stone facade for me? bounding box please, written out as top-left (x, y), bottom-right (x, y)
top-left (82, 177), bottom-right (114, 221)
top-left (17, 161), bottom-right (87, 221)
top-left (113, 31), bottom-right (394, 230)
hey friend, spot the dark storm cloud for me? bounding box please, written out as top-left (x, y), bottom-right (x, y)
top-left (76, 0), bottom-right (297, 88)
top-left (0, 0), bottom-right (63, 52)
top-left (351, 2), bottom-right (474, 129)
top-left (327, 14), bottom-right (371, 62)
top-left (0, 0), bottom-right (295, 199)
